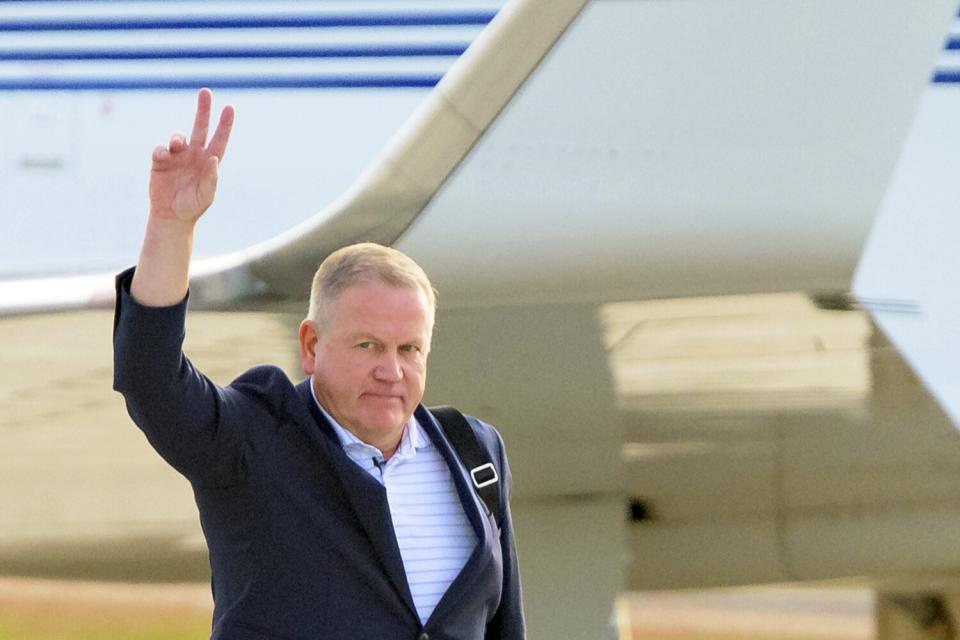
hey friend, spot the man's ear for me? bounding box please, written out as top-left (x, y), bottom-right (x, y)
top-left (299, 319), bottom-right (319, 375)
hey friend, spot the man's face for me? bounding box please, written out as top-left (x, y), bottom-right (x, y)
top-left (299, 282), bottom-right (432, 450)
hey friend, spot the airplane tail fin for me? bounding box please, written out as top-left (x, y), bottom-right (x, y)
top-left (853, 9), bottom-right (960, 425)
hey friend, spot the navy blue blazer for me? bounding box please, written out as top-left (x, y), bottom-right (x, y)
top-left (112, 269), bottom-right (524, 640)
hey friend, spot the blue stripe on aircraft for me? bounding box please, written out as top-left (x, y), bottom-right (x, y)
top-left (0, 44), bottom-right (469, 61)
top-left (931, 70), bottom-right (960, 83)
top-left (0, 74), bottom-right (442, 90)
top-left (0, 12), bottom-right (496, 32)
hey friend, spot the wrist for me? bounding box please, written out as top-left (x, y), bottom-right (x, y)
top-left (132, 214), bottom-right (197, 307)
top-left (146, 211), bottom-right (197, 236)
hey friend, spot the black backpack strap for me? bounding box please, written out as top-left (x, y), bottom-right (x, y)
top-left (430, 405), bottom-right (501, 520)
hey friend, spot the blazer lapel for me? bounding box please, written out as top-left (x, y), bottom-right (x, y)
top-left (294, 381), bottom-right (417, 618)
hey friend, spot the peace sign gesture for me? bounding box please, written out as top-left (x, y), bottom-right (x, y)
top-left (149, 88), bottom-right (235, 223)
top-left (132, 89), bottom-right (235, 306)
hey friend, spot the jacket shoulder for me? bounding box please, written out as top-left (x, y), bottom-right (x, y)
top-left (462, 414), bottom-right (506, 457)
top-left (228, 365), bottom-right (305, 421)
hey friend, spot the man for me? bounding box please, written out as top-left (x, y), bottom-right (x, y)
top-left (113, 89), bottom-right (524, 639)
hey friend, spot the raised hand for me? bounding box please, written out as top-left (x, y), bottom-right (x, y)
top-left (149, 88), bottom-right (235, 224)
top-left (132, 89), bottom-right (236, 306)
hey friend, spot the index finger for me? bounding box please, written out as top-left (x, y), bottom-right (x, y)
top-left (189, 88), bottom-right (213, 147)
top-left (206, 103), bottom-right (235, 161)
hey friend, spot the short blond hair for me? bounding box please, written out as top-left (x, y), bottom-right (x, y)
top-left (307, 242), bottom-right (437, 326)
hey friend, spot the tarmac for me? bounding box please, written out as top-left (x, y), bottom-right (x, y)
top-left (0, 578), bottom-right (875, 639)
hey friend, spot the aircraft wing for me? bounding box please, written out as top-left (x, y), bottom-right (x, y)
top-left (0, 0), bottom-right (588, 313)
top-left (854, 22), bottom-right (960, 427)
top-left (189, 0), bottom-right (589, 305)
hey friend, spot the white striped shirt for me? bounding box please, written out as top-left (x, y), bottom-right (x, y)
top-left (309, 384), bottom-right (478, 624)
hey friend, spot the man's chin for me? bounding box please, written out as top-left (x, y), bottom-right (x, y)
top-left (359, 412), bottom-right (409, 433)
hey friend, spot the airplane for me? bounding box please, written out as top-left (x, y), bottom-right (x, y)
top-left (2, 0), bottom-right (960, 638)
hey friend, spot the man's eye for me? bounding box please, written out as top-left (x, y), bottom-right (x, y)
top-left (356, 342), bottom-right (374, 350)
top-left (400, 344), bottom-right (421, 354)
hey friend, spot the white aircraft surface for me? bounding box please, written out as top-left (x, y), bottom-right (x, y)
top-left (3, 0), bottom-right (960, 638)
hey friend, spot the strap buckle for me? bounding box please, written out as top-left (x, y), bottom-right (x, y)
top-left (470, 462), bottom-right (499, 489)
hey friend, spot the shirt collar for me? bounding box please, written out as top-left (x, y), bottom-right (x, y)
top-left (308, 377), bottom-right (427, 457)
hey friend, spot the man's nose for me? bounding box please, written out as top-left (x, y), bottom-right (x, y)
top-left (374, 352), bottom-right (403, 381)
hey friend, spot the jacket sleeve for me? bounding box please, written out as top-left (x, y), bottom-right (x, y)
top-left (485, 428), bottom-right (526, 640)
top-left (112, 267), bottom-right (245, 487)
